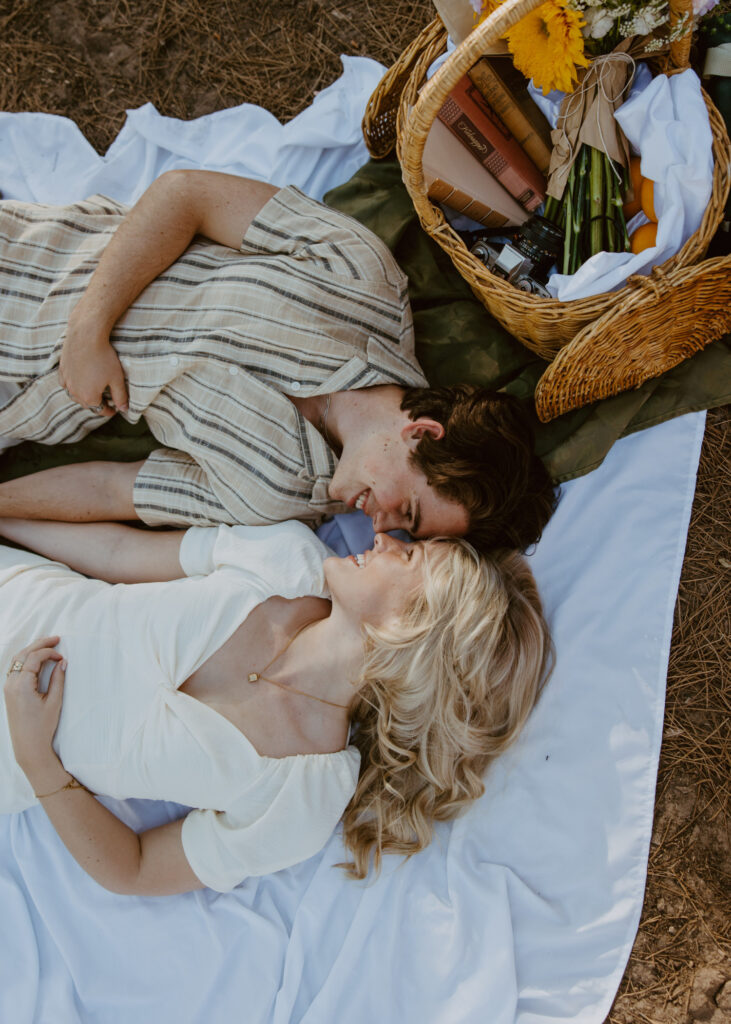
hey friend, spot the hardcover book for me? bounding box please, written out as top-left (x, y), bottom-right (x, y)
top-left (437, 75), bottom-right (546, 211)
top-left (467, 56), bottom-right (553, 175)
top-left (490, 57), bottom-right (555, 147)
top-left (423, 118), bottom-right (529, 229)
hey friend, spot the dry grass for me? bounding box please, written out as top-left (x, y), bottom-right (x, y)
top-left (608, 406), bottom-right (731, 1024)
top-left (1, 0), bottom-right (729, 1018)
top-left (0, 0), bottom-right (436, 153)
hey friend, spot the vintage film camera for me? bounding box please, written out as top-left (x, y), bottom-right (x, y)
top-left (468, 215), bottom-right (563, 297)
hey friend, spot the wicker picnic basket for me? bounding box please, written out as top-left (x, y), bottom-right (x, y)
top-left (362, 0), bottom-right (731, 421)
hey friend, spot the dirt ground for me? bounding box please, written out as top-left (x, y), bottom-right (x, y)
top-left (1, 1), bottom-right (729, 1020)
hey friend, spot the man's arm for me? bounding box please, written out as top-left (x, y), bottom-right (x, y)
top-left (60, 170), bottom-right (279, 413)
top-left (0, 461), bottom-right (142, 522)
top-left (0, 516), bottom-right (186, 582)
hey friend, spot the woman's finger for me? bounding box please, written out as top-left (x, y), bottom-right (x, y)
top-left (14, 649), bottom-right (63, 679)
top-left (46, 659), bottom-right (67, 704)
top-left (14, 636), bottom-right (61, 661)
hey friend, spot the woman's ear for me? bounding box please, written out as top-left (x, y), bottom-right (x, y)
top-left (401, 417), bottom-right (444, 448)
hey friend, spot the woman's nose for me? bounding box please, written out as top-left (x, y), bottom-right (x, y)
top-left (374, 533), bottom-right (404, 552)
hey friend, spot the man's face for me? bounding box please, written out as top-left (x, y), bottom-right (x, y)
top-left (328, 420), bottom-right (469, 538)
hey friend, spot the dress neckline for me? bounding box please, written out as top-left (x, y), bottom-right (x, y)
top-left (172, 687), bottom-right (355, 763)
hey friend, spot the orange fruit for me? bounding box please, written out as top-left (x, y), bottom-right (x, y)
top-left (623, 155), bottom-right (643, 219)
top-left (640, 177), bottom-right (657, 222)
top-left (630, 222), bottom-right (658, 254)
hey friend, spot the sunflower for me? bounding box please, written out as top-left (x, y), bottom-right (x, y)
top-left (476, 0), bottom-right (504, 23)
top-left (504, 0), bottom-right (589, 95)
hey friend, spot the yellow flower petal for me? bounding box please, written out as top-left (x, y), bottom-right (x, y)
top-left (476, 0), bottom-right (504, 23)
top-left (504, 1), bottom-right (589, 96)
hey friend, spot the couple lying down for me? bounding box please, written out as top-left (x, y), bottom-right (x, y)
top-left (0, 170), bottom-right (554, 895)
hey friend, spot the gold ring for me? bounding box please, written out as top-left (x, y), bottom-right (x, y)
top-left (7, 660), bottom-right (24, 675)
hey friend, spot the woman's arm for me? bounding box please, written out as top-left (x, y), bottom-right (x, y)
top-left (32, 763), bottom-right (202, 896)
top-left (60, 170), bottom-right (279, 413)
top-left (0, 518), bottom-right (187, 583)
top-left (38, 784), bottom-right (202, 897)
top-left (5, 638), bottom-right (204, 896)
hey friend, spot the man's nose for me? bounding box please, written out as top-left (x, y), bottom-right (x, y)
top-left (374, 533), bottom-right (405, 552)
top-left (373, 501), bottom-right (408, 531)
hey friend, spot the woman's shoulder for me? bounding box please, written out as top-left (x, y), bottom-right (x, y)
top-left (180, 520), bottom-right (333, 598)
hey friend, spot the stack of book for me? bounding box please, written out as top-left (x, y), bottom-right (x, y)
top-left (423, 56), bottom-right (553, 230)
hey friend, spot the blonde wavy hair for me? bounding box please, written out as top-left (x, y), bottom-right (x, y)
top-left (341, 538), bottom-right (552, 880)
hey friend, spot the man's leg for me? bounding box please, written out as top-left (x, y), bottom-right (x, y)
top-left (0, 461), bottom-right (142, 521)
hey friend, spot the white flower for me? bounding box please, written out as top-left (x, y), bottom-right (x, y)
top-left (692, 0), bottom-right (720, 16)
top-left (624, 7), bottom-right (666, 33)
top-left (582, 6), bottom-right (616, 37)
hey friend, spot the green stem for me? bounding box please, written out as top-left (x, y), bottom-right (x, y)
top-left (562, 168), bottom-right (574, 275)
top-left (605, 155), bottom-right (618, 253)
top-left (544, 194), bottom-right (561, 224)
top-left (571, 148), bottom-right (586, 273)
top-left (613, 162), bottom-right (631, 252)
top-left (589, 146), bottom-right (604, 257)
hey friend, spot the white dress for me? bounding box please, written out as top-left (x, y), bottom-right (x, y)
top-left (0, 521), bottom-right (360, 892)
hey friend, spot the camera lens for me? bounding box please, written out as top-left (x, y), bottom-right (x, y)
top-left (513, 216), bottom-right (563, 282)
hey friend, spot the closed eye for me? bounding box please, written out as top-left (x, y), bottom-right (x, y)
top-left (410, 499), bottom-right (422, 535)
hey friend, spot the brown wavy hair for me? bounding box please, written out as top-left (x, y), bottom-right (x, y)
top-left (401, 386), bottom-right (559, 553)
top-left (340, 536), bottom-right (553, 879)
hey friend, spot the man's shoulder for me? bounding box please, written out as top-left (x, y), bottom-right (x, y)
top-left (262, 185), bottom-right (409, 293)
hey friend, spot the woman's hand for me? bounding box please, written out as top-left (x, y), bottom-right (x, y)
top-left (59, 320), bottom-right (129, 418)
top-left (5, 637), bottom-right (67, 785)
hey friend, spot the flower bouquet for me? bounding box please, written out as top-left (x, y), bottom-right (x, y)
top-left (473, 0), bottom-right (721, 274)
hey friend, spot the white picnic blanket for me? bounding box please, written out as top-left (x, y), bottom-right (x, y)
top-left (0, 56), bottom-right (704, 1024)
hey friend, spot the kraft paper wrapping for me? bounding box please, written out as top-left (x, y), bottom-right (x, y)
top-left (547, 42), bottom-right (637, 200)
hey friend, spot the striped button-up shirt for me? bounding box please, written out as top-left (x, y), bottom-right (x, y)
top-left (0, 185), bottom-right (427, 526)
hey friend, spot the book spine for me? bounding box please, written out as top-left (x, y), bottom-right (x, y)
top-left (467, 58), bottom-right (552, 175)
top-left (437, 76), bottom-right (545, 211)
top-left (491, 58), bottom-right (554, 146)
top-left (427, 178), bottom-right (511, 229)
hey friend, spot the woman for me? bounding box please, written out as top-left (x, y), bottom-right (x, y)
top-left (1, 517), bottom-right (551, 895)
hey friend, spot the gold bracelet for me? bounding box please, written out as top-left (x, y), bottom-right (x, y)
top-left (35, 776), bottom-right (88, 800)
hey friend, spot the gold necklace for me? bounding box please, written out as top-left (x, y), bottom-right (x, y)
top-left (247, 617), bottom-right (350, 710)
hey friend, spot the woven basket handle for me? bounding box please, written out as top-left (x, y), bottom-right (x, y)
top-left (668, 0), bottom-right (693, 70)
top-left (398, 0), bottom-right (547, 200)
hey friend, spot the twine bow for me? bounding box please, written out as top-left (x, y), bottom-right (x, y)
top-left (547, 43), bottom-right (637, 201)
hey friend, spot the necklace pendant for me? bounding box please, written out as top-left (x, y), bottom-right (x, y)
top-left (248, 673), bottom-right (260, 683)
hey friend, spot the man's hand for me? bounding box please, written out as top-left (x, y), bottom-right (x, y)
top-left (53, 171), bottom-right (277, 419)
top-left (59, 320), bottom-right (129, 417)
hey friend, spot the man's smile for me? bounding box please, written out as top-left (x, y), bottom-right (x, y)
top-left (351, 489), bottom-right (370, 513)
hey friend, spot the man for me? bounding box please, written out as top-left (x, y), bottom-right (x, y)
top-left (0, 171), bottom-right (556, 551)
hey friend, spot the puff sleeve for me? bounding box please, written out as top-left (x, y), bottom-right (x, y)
top-left (179, 520), bottom-right (332, 599)
top-left (180, 747), bottom-right (361, 892)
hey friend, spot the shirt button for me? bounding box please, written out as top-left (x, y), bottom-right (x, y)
top-left (229, 366), bottom-right (239, 376)
top-left (170, 356), bottom-right (179, 366)
top-left (290, 381), bottom-right (301, 391)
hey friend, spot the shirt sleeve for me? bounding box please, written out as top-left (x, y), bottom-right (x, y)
top-left (179, 520), bottom-right (333, 599)
top-left (240, 184), bottom-right (408, 289)
top-left (180, 747), bottom-right (361, 892)
top-left (133, 448), bottom-right (234, 527)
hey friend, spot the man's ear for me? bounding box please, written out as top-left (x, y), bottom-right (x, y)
top-left (401, 417), bottom-right (445, 449)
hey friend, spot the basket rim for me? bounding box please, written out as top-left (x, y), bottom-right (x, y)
top-left (394, 11), bottom-right (731, 320)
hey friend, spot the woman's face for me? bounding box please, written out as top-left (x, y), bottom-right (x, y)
top-left (324, 533), bottom-right (427, 629)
